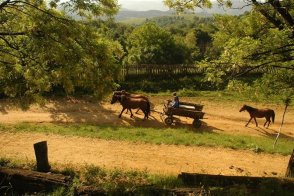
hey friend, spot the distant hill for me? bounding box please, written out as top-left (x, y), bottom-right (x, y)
top-left (115, 9), bottom-right (176, 21)
top-left (116, 1), bottom-right (251, 22)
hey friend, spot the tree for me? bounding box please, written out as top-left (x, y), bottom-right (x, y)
top-left (164, 1), bottom-right (293, 96)
top-left (163, 0), bottom-right (294, 31)
top-left (163, 0), bottom-right (294, 65)
top-left (0, 0), bottom-right (122, 101)
top-left (125, 22), bottom-right (189, 65)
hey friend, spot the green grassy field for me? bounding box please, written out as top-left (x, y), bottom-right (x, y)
top-left (0, 123), bottom-right (292, 155)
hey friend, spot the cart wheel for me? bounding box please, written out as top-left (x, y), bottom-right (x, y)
top-left (164, 117), bottom-right (173, 125)
top-left (192, 119), bottom-right (202, 128)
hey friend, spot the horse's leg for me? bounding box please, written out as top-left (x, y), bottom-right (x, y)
top-left (140, 107), bottom-right (147, 120)
top-left (144, 109), bottom-right (148, 120)
top-left (266, 117), bottom-right (271, 128)
top-left (135, 108), bottom-right (140, 114)
top-left (264, 120), bottom-right (267, 127)
top-left (254, 117), bottom-right (258, 127)
top-left (130, 109), bottom-right (134, 118)
top-left (125, 109), bottom-right (129, 114)
top-left (267, 120), bottom-right (271, 128)
top-left (245, 117), bottom-right (252, 127)
top-left (119, 108), bottom-right (126, 118)
top-left (264, 117), bottom-right (269, 127)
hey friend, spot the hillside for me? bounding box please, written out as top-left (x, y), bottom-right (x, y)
top-left (115, 9), bottom-right (175, 21)
top-left (116, 1), bottom-right (251, 22)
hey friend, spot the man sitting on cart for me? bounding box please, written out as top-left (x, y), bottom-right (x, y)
top-left (170, 92), bottom-right (180, 108)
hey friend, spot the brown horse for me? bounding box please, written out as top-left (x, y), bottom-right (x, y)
top-left (239, 104), bottom-right (275, 128)
top-left (114, 91), bottom-right (149, 114)
top-left (111, 94), bottom-right (150, 120)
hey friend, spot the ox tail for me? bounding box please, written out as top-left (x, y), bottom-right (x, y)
top-left (272, 110), bottom-right (275, 124)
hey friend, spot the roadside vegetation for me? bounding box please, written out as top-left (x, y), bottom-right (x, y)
top-left (0, 123), bottom-right (292, 156)
top-left (1, 157), bottom-right (293, 195)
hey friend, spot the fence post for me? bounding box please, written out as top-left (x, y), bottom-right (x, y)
top-left (34, 141), bottom-right (51, 172)
top-left (285, 149), bottom-right (294, 178)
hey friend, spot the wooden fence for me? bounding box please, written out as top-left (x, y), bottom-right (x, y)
top-left (121, 64), bottom-right (203, 76)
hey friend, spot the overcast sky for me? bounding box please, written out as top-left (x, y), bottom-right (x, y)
top-left (118, 0), bottom-right (169, 11)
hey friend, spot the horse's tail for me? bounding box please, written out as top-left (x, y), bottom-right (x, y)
top-left (272, 110), bottom-right (275, 124)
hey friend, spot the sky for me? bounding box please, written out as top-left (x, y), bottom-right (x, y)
top-left (118, 0), bottom-right (169, 11)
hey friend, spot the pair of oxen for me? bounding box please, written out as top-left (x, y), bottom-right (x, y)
top-left (111, 91), bottom-right (150, 120)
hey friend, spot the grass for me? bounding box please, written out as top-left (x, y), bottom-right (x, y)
top-left (0, 123), bottom-right (293, 155)
top-left (1, 157), bottom-right (294, 196)
top-left (80, 165), bottom-right (182, 192)
top-left (0, 157), bottom-right (182, 195)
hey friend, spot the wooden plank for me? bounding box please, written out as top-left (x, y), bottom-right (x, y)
top-left (179, 173), bottom-right (294, 191)
top-left (0, 167), bottom-right (71, 193)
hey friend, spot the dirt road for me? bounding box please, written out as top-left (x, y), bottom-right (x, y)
top-left (0, 97), bottom-right (293, 176)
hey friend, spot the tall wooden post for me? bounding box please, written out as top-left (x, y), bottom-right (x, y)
top-left (285, 149), bottom-right (294, 178)
top-left (34, 141), bottom-right (51, 172)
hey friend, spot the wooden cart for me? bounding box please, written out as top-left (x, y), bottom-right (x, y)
top-left (163, 101), bottom-right (205, 128)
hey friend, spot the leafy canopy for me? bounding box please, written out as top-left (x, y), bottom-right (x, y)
top-left (125, 22), bottom-right (189, 65)
top-left (0, 0), bottom-right (122, 101)
top-left (164, 0), bottom-right (294, 101)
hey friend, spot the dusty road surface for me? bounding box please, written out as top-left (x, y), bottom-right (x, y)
top-left (0, 96), bottom-right (293, 176)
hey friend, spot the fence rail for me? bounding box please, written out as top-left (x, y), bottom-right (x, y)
top-left (121, 64), bottom-right (203, 76)
top-left (121, 64), bottom-right (266, 77)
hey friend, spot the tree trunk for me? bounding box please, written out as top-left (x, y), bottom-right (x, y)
top-left (0, 167), bottom-right (70, 193)
top-left (285, 149), bottom-right (294, 178)
top-left (34, 141), bottom-right (51, 172)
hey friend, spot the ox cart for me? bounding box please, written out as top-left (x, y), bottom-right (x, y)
top-left (162, 101), bottom-right (205, 128)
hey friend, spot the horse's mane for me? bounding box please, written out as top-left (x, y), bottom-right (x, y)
top-left (245, 105), bottom-right (257, 112)
top-left (114, 91), bottom-right (131, 96)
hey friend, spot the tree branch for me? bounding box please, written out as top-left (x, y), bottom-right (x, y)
top-left (0, 36), bottom-right (19, 50)
top-left (252, 0), bottom-right (284, 29)
top-left (0, 59), bottom-right (14, 65)
top-left (0, 32), bottom-right (26, 36)
top-left (0, 0), bottom-right (10, 10)
top-left (246, 43), bottom-right (294, 60)
top-left (269, 0), bottom-right (294, 27)
top-left (0, 49), bottom-right (20, 58)
top-left (3, 0), bottom-right (70, 22)
top-left (232, 59), bottom-right (294, 78)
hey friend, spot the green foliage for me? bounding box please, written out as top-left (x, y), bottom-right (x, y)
top-left (199, 11), bottom-right (294, 100)
top-left (0, 157), bottom-right (10, 167)
top-left (226, 71), bottom-right (294, 104)
top-left (163, 1), bottom-right (294, 102)
top-left (56, 0), bottom-right (119, 18)
top-left (125, 22), bottom-right (189, 65)
top-left (252, 70), bottom-right (294, 102)
top-left (163, 0), bottom-right (213, 13)
top-left (82, 165), bottom-right (153, 192)
top-left (0, 0), bottom-right (122, 103)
